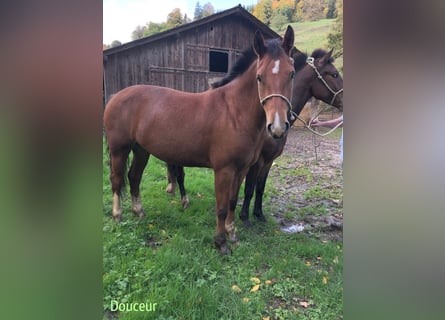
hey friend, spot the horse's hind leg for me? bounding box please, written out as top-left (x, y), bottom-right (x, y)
top-left (109, 144), bottom-right (131, 222)
top-left (175, 166), bottom-right (189, 209)
top-left (166, 165), bottom-right (189, 208)
top-left (166, 164), bottom-right (177, 195)
top-left (128, 143), bottom-right (149, 219)
top-left (239, 162), bottom-right (261, 228)
top-left (253, 161), bottom-right (273, 223)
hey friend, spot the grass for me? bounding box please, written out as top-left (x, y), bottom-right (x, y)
top-left (103, 140), bottom-right (343, 319)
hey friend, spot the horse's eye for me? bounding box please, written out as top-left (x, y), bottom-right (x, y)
top-left (332, 73), bottom-right (339, 78)
top-left (256, 74), bottom-right (262, 82)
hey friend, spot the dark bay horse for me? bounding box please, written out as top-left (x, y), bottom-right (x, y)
top-left (166, 47), bottom-right (343, 226)
top-left (104, 26), bottom-right (296, 254)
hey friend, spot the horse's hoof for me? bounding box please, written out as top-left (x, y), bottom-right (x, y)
top-left (136, 211), bottom-right (145, 219)
top-left (132, 209), bottom-right (145, 219)
top-left (181, 196), bottom-right (190, 209)
top-left (219, 244), bottom-right (232, 256)
top-left (254, 214), bottom-right (266, 223)
top-left (165, 184), bottom-right (175, 195)
top-left (242, 219), bottom-right (253, 228)
top-left (228, 233), bottom-right (239, 243)
top-left (113, 215), bottom-right (122, 223)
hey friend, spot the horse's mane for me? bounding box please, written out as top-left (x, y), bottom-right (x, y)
top-left (211, 38), bottom-right (284, 89)
top-left (292, 48), bottom-right (334, 72)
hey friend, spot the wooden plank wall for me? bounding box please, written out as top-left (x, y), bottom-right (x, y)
top-left (104, 16), bottom-right (269, 104)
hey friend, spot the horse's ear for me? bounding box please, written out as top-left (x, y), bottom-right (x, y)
top-left (290, 46), bottom-right (300, 59)
top-left (327, 49), bottom-right (333, 59)
top-left (253, 30), bottom-right (266, 58)
top-left (320, 49), bottom-right (334, 66)
top-left (281, 25), bottom-right (295, 56)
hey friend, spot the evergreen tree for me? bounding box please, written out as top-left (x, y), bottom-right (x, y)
top-left (194, 1), bottom-right (203, 20)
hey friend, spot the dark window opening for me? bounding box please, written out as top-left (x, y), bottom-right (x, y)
top-left (209, 50), bottom-right (228, 73)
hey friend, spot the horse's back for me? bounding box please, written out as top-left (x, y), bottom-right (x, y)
top-left (104, 85), bottom-right (215, 166)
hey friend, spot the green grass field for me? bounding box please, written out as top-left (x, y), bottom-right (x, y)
top-left (103, 144), bottom-right (342, 320)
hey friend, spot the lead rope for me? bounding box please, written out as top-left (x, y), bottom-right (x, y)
top-left (294, 57), bottom-right (343, 137)
top-left (302, 57), bottom-right (344, 163)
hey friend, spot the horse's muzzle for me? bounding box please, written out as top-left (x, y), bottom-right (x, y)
top-left (267, 121), bottom-right (290, 139)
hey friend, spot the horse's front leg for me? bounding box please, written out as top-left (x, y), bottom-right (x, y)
top-left (226, 170), bottom-right (247, 243)
top-left (214, 168), bottom-right (235, 255)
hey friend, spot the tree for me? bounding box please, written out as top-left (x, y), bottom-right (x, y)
top-left (202, 2), bottom-right (215, 17)
top-left (326, 0), bottom-right (342, 59)
top-left (194, 1), bottom-right (203, 20)
top-left (131, 25), bottom-right (147, 40)
top-left (299, 0), bottom-right (325, 21)
top-left (143, 21), bottom-right (166, 37)
top-left (253, 0), bottom-right (273, 26)
top-left (166, 8), bottom-right (185, 29)
top-left (325, 0), bottom-right (337, 19)
top-left (110, 40), bottom-right (122, 48)
top-left (269, 0), bottom-right (296, 29)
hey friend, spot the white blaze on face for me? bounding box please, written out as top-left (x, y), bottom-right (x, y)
top-left (273, 111), bottom-right (281, 129)
top-left (272, 60), bottom-right (280, 74)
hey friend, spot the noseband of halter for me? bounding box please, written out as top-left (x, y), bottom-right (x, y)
top-left (258, 79), bottom-right (297, 122)
top-left (306, 57), bottom-right (343, 106)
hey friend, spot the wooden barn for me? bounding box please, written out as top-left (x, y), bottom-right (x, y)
top-left (103, 5), bottom-right (280, 104)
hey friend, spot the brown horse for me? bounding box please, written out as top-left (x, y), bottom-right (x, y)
top-left (104, 26), bottom-right (296, 254)
top-left (166, 47), bottom-right (343, 227)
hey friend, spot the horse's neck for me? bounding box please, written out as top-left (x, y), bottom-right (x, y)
top-left (222, 67), bottom-right (264, 124)
top-left (291, 69), bottom-right (314, 115)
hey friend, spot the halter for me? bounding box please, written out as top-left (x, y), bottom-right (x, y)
top-left (306, 57), bottom-right (343, 106)
top-left (293, 57), bottom-right (343, 137)
top-left (259, 94), bottom-right (296, 122)
top-left (258, 78), bottom-right (296, 122)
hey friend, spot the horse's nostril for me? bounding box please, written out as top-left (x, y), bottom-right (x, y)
top-left (267, 123), bottom-right (273, 133)
top-left (285, 122), bottom-right (290, 131)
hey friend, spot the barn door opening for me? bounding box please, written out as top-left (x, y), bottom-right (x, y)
top-left (209, 50), bottom-right (228, 73)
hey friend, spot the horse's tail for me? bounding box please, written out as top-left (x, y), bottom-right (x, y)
top-left (103, 128), bottom-right (129, 197)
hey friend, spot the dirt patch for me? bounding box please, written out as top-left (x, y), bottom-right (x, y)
top-left (266, 123), bottom-right (343, 241)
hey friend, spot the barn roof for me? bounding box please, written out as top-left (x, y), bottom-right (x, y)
top-left (103, 5), bottom-right (280, 56)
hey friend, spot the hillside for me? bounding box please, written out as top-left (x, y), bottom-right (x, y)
top-left (275, 19), bottom-right (342, 71)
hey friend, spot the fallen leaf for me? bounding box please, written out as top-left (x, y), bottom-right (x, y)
top-left (322, 276), bottom-right (328, 284)
top-left (243, 297), bottom-right (249, 303)
top-left (305, 261), bottom-right (311, 267)
top-left (148, 224), bottom-right (154, 230)
top-left (333, 256), bottom-right (339, 264)
top-left (299, 301), bottom-right (309, 308)
top-left (250, 277), bottom-right (261, 284)
top-left (265, 280), bottom-right (272, 285)
top-left (231, 285), bottom-right (242, 293)
top-left (262, 317), bottom-right (270, 320)
top-left (250, 284), bottom-right (260, 292)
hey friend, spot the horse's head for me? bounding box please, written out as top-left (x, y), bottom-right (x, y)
top-left (303, 49), bottom-right (343, 111)
top-left (254, 26), bottom-right (295, 139)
